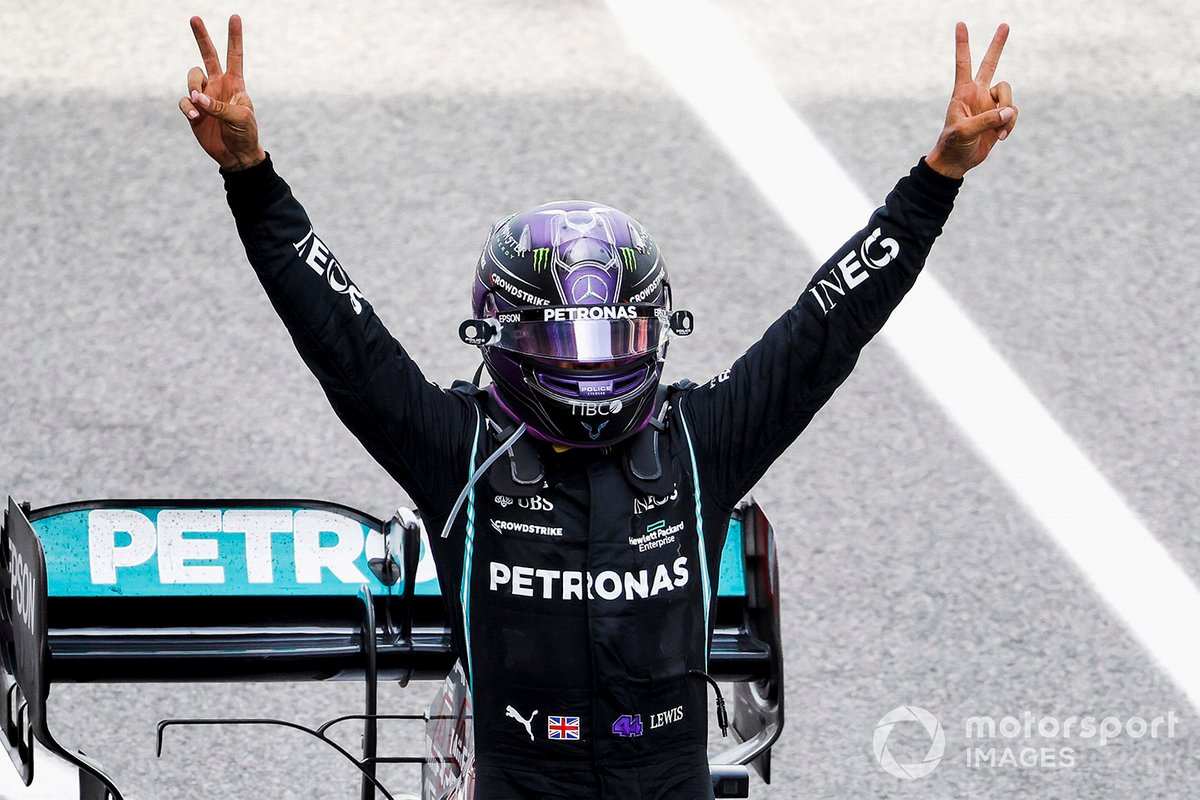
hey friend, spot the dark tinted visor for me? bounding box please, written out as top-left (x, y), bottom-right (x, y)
top-left (494, 305), bottom-right (668, 363)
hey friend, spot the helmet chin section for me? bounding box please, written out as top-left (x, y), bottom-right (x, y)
top-left (483, 349), bottom-right (661, 448)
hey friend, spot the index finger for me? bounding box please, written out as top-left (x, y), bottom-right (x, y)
top-left (974, 23), bottom-right (1010, 84)
top-left (954, 21), bottom-right (971, 86)
top-left (190, 16), bottom-right (222, 75)
top-left (226, 15), bottom-right (244, 77)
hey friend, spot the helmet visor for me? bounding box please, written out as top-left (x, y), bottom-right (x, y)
top-left (494, 305), bottom-right (668, 363)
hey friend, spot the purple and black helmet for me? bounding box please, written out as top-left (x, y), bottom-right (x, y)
top-left (461, 201), bottom-right (691, 448)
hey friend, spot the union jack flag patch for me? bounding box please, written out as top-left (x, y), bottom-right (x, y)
top-left (547, 715), bottom-right (581, 740)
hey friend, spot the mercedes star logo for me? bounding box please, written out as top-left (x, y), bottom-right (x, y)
top-left (570, 274), bottom-right (609, 304)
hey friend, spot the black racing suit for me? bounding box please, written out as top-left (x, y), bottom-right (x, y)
top-left (223, 156), bottom-right (960, 799)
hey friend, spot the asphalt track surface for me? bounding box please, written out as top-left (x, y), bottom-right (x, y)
top-left (2, 1), bottom-right (1198, 798)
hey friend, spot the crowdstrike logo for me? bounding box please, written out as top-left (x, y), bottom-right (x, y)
top-left (491, 272), bottom-right (550, 306)
top-left (873, 706), bottom-right (945, 780)
top-left (490, 519), bottom-right (563, 538)
top-left (629, 271), bottom-right (665, 303)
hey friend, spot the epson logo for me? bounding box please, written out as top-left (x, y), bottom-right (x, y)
top-left (85, 509), bottom-right (438, 587)
top-left (7, 541), bottom-right (36, 634)
top-left (543, 306), bottom-right (639, 322)
top-left (489, 557), bottom-right (688, 601)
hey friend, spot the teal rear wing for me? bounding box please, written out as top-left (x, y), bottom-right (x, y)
top-left (1, 496), bottom-right (782, 798)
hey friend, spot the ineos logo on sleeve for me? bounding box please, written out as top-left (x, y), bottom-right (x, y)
top-left (807, 227), bottom-right (903, 315)
top-left (860, 227), bottom-right (901, 268)
top-left (707, 368), bottom-right (731, 389)
top-left (293, 228), bottom-right (368, 315)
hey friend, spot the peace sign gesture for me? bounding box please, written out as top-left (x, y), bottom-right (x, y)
top-left (178, 15), bottom-right (266, 171)
top-left (926, 23), bottom-right (1018, 179)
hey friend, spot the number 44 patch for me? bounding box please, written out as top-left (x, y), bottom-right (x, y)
top-left (611, 714), bottom-right (644, 738)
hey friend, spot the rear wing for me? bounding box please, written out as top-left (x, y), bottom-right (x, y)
top-left (1, 496), bottom-right (782, 798)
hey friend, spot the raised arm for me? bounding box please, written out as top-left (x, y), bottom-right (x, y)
top-left (179, 16), bottom-right (265, 172)
top-left (179, 16), bottom-right (477, 514)
top-left (682, 22), bottom-right (1018, 510)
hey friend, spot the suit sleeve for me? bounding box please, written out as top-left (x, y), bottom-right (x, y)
top-left (222, 155), bottom-right (478, 514)
top-left (680, 159), bottom-right (962, 510)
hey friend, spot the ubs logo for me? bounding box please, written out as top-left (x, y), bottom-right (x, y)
top-left (496, 495), bottom-right (555, 512)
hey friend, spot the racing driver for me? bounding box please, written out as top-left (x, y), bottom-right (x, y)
top-left (179, 14), bottom-right (1017, 799)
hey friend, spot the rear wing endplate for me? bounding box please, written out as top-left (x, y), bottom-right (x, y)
top-left (1, 498), bottom-right (122, 798)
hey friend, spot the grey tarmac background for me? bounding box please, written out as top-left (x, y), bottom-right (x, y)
top-left (2, 1), bottom-right (1198, 798)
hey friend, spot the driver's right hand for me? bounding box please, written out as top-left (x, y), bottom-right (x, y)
top-left (178, 15), bottom-right (266, 171)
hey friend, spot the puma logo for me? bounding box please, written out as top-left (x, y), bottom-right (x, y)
top-left (505, 705), bottom-right (538, 741)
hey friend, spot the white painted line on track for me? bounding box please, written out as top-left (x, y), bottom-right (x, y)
top-left (606, 0), bottom-right (1200, 709)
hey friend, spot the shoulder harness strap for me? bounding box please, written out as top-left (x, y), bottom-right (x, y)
top-left (453, 380), bottom-right (687, 498)
top-left (453, 380), bottom-right (545, 497)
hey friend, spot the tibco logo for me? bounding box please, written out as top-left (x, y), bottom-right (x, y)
top-left (571, 399), bottom-right (623, 417)
top-left (491, 272), bottom-right (550, 306)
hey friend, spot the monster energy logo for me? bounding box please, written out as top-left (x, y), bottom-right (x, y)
top-left (532, 247), bottom-right (551, 272)
top-left (620, 247), bottom-right (638, 271)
